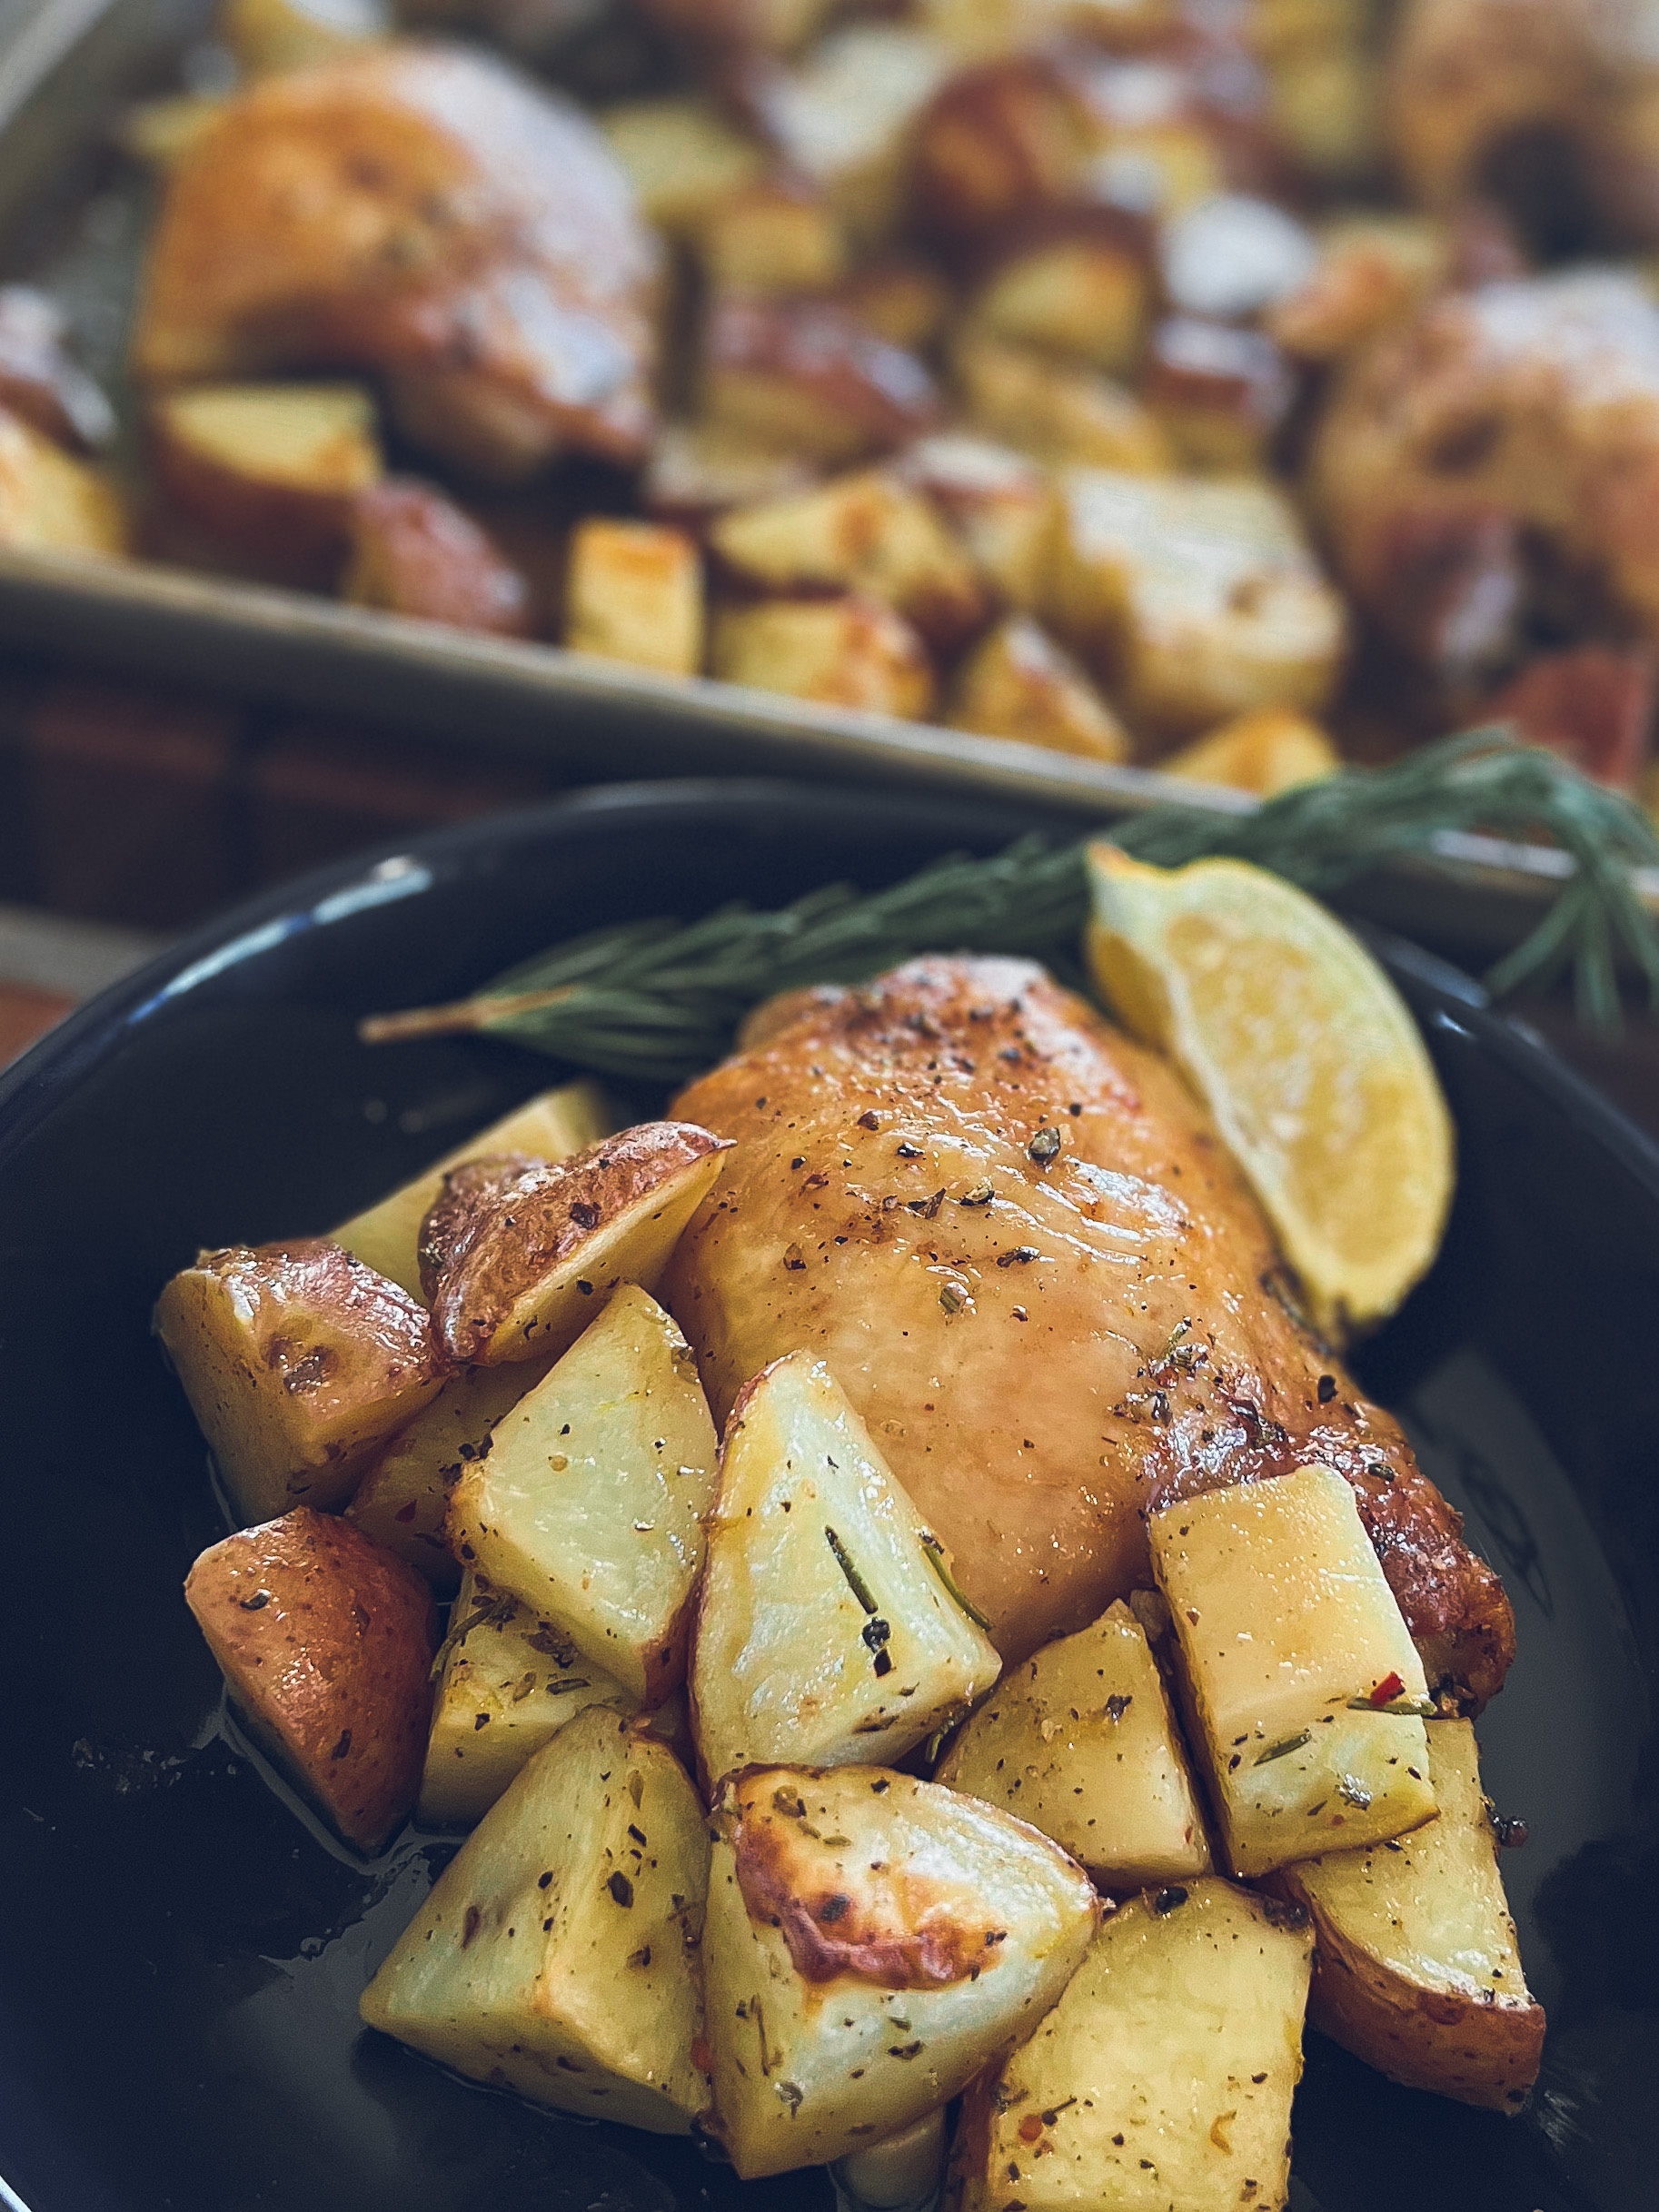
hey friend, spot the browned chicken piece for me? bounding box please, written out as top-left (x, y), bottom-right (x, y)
top-left (1310, 269), bottom-right (1659, 682)
top-left (665, 956), bottom-right (1514, 1707)
top-left (132, 43), bottom-right (661, 481)
top-left (342, 478), bottom-right (532, 634)
top-left (1390, 0), bottom-right (1659, 251)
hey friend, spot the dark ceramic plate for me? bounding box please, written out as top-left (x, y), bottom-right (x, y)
top-left (1, 780), bottom-right (1655, 2212)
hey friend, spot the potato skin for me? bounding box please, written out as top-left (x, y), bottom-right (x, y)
top-left (155, 1235), bottom-right (447, 1523)
top-left (149, 382), bottom-right (380, 578)
top-left (185, 1506), bottom-right (437, 1849)
top-left (419, 1123), bottom-right (731, 1364)
top-left (343, 479), bottom-right (532, 637)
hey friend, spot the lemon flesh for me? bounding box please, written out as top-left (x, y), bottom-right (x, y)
top-left (1084, 844), bottom-right (1454, 1339)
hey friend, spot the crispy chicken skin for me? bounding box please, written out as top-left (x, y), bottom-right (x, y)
top-left (666, 956), bottom-right (1513, 1706)
top-left (1311, 270), bottom-right (1659, 679)
top-left (1391, 0), bottom-right (1659, 249)
top-left (133, 44), bottom-right (660, 481)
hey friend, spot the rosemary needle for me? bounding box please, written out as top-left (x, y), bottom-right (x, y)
top-left (361, 729), bottom-right (1659, 1086)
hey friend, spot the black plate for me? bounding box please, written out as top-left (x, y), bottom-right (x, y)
top-left (1, 779), bottom-right (1655, 2212)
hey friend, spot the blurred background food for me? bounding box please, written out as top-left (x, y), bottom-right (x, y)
top-left (4, 0), bottom-right (1659, 1030)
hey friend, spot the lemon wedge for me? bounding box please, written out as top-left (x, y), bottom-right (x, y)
top-left (1084, 843), bottom-right (1454, 1339)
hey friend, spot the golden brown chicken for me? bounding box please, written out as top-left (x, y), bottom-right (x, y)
top-left (1310, 267), bottom-right (1659, 683)
top-left (665, 955), bottom-right (1513, 1706)
top-left (1390, 0), bottom-right (1659, 252)
top-left (133, 43), bottom-right (660, 480)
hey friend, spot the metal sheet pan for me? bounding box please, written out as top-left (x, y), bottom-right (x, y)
top-left (0, 0), bottom-right (1651, 969)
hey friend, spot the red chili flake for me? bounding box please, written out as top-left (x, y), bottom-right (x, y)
top-left (1369, 1671), bottom-right (1405, 1706)
top-left (690, 2037), bottom-right (712, 2073)
top-left (1018, 2116), bottom-right (1045, 2144)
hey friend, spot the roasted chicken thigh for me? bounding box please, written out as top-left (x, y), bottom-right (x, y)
top-left (666, 956), bottom-right (1513, 1705)
top-left (134, 44), bottom-right (661, 480)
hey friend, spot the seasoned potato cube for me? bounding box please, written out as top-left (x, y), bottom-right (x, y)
top-left (970, 225), bottom-right (1150, 373)
top-left (155, 1237), bottom-right (445, 1523)
top-left (936, 1598), bottom-right (1207, 1886)
top-left (333, 1078), bottom-right (611, 1297)
top-left (150, 381), bottom-right (380, 571)
top-left (1266, 214), bottom-right (1450, 364)
top-left (952, 1877), bottom-right (1312, 2212)
top-left (900, 431), bottom-right (1057, 610)
top-left (690, 1352), bottom-right (1000, 1787)
top-left (564, 518), bottom-right (704, 677)
top-left (763, 25), bottom-right (952, 246)
top-left (947, 613), bottom-right (1128, 760)
top-left (346, 1361), bottom-right (540, 1591)
top-left (835, 258), bottom-right (954, 352)
top-left (954, 334), bottom-right (1172, 472)
top-left (1142, 316), bottom-right (1296, 473)
top-left (221, 0), bottom-right (386, 78)
top-left (704, 1764), bottom-right (1098, 2177)
top-left (601, 97), bottom-right (764, 236)
top-left (702, 295), bottom-right (938, 464)
top-left (1160, 703), bottom-right (1340, 795)
top-left (420, 1568), bottom-right (636, 1827)
top-left (449, 1285), bottom-right (718, 1703)
top-left (343, 479), bottom-right (531, 637)
top-left (710, 596), bottom-right (935, 719)
top-left (362, 1707), bottom-right (709, 2130)
top-left (185, 1506), bottom-right (436, 1850)
top-left (0, 404), bottom-right (125, 556)
top-left (1149, 1465), bottom-right (1438, 1876)
top-left (1045, 469), bottom-right (1347, 737)
top-left (695, 174), bottom-right (847, 295)
top-left (419, 1120), bottom-right (730, 1366)
top-left (1274, 1720), bottom-right (1545, 2108)
top-left (710, 470), bottom-right (988, 650)
top-left (641, 420), bottom-right (819, 526)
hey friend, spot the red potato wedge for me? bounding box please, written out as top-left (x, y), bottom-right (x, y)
top-left (419, 1123), bottom-right (732, 1364)
top-left (343, 478), bottom-right (532, 636)
top-left (155, 1237), bottom-right (447, 1524)
top-left (185, 1506), bottom-right (437, 1850)
top-left (1272, 1720), bottom-right (1545, 2110)
top-left (0, 402), bottom-right (125, 555)
top-left (1141, 315), bottom-right (1296, 473)
top-left (149, 381), bottom-right (381, 573)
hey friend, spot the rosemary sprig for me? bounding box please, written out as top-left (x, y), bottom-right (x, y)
top-left (361, 730), bottom-right (1659, 1085)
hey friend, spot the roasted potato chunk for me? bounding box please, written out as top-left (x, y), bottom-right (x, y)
top-left (1142, 317), bottom-right (1296, 474)
top-left (690, 1352), bottom-right (1000, 1787)
top-left (150, 382), bottom-right (381, 572)
top-left (701, 295), bottom-right (938, 464)
top-left (899, 432), bottom-right (1056, 610)
top-left (221, 0), bottom-right (387, 79)
top-left (947, 613), bottom-right (1129, 760)
top-left (761, 25), bottom-right (952, 247)
top-left (600, 95), bottom-right (763, 235)
top-left (951, 1878), bottom-right (1313, 2212)
top-left (1150, 1464), bottom-right (1438, 1876)
top-left (0, 403), bottom-right (124, 556)
top-left (420, 1567), bottom-right (636, 1827)
top-left (1160, 704), bottom-right (1339, 796)
top-left (362, 1707), bottom-right (709, 2129)
top-left (641, 421), bottom-right (819, 527)
top-left (419, 1120), bottom-right (730, 1364)
top-left (1274, 1720), bottom-right (1545, 2109)
top-left (343, 479), bottom-right (531, 637)
top-left (710, 595), bottom-right (935, 719)
top-left (346, 1360), bottom-right (539, 1590)
top-left (1045, 469), bottom-right (1347, 739)
top-left (449, 1285), bottom-right (719, 1703)
top-left (563, 517), bottom-right (703, 676)
top-left (969, 222), bottom-right (1150, 374)
top-left (710, 470), bottom-right (988, 650)
top-left (155, 1237), bottom-right (445, 1523)
top-left (1265, 214), bottom-right (1452, 365)
top-left (333, 1079), bottom-right (611, 1296)
top-left (935, 1598), bottom-right (1208, 1887)
top-left (185, 1506), bottom-right (436, 1850)
top-left (834, 258), bottom-right (954, 353)
top-left (695, 174), bottom-right (847, 296)
top-left (703, 1764), bottom-right (1098, 2177)
top-left (953, 333), bottom-right (1172, 472)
